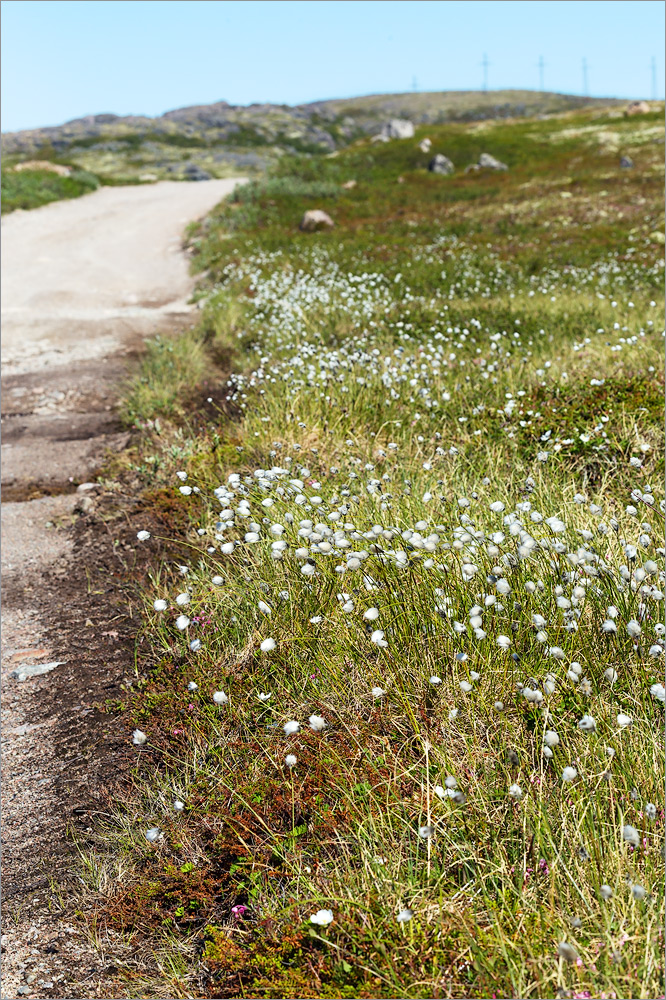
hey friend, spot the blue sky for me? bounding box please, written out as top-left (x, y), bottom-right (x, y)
top-left (2, 0), bottom-right (663, 132)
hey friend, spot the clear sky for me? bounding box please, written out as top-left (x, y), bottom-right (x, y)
top-left (2, 0), bottom-right (664, 132)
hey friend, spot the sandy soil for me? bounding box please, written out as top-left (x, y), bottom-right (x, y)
top-left (1, 178), bottom-right (245, 998)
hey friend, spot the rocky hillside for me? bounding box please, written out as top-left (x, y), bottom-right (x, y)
top-left (2, 90), bottom-right (625, 183)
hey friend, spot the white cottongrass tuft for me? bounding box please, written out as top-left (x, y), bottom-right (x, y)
top-left (212, 691), bottom-right (228, 705)
top-left (145, 827), bottom-right (161, 843)
top-left (396, 908), bottom-right (413, 923)
top-left (153, 599), bottom-right (168, 612)
top-left (132, 729), bottom-right (147, 746)
top-left (309, 714), bottom-right (327, 732)
top-left (371, 686), bottom-right (386, 699)
top-left (257, 692), bottom-right (272, 702)
top-left (577, 714), bottom-right (596, 733)
top-left (136, 530), bottom-right (151, 541)
top-left (508, 784), bottom-right (523, 800)
top-left (562, 766), bottom-right (577, 782)
top-left (285, 754), bottom-right (297, 768)
top-left (622, 824), bottom-right (640, 847)
top-left (310, 908), bottom-right (334, 926)
top-left (260, 637), bottom-right (276, 652)
top-left (371, 629), bottom-right (388, 647)
top-left (283, 720), bottom-right (300, 735)
top-left (363, 607), bottom-right (379, 621)
top-left (175, 615), bottom-right (190, 631)
top-left (557, 941), bottom-right (579, 963)
top-left (496, 635), bottom-right (511, 649)
top-left (616, 713), bottom-right (633, 728)
top-left (258, 600), bottom-right (272, 615)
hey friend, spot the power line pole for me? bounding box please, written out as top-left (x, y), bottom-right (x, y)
top-left (537, 55), bottom-right (545, 92)
top-left (582, 57), bottom-right (588, 97)
top-left (651, 57), bottom-right (657, 100)
top-left (481, 53), bottom-right (489, 92)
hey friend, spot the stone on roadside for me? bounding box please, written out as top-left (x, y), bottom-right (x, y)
top-left (300, 209), bottom-right (334, 232)
top-left (478, 152), bottom-right (508, 170)
top-left (183, 164), bottom-right (211, 181)
top-left (620, 155), bottom-right (634, 169)
top-left (9, 661), bottom-right (66, 682)
top-left (380, 119), bottom-right (415, 140)
top-left (428, 154), bottom-right (454, 175)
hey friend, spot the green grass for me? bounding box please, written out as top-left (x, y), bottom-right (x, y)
top-left (1, 166), bottom-right (100, 213)
top-left (87, 104), bottom-right (664, 999)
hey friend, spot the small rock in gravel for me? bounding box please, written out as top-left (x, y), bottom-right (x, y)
top-left (76, 482), bottom-right (97, 493)
top-left (9, 661), bottom-right (66, 681)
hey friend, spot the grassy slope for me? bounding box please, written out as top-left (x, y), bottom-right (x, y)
top-left (0, 165), bottom-right (101, 213)
top-left (89, 105), bottom-right (664, 999)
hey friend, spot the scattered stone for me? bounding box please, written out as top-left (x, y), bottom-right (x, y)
top-left (626, 100), bottom-right (650, 116)
top-left (380, 118), bottom-right (415, 140)
top-left (428, 154), bottom-right (454, 175)
top-left (74, 495), bottom-right (94, 514)
top-left (418, 138), bottom-right (432, 153)
top-left (620, 155), bottom-right (634, 169)
top-left (183, 164), bottom-right (211, 181)
top-left (370, 132), bottom-right (390, 143)
top-left (76, 482), bottom-right (97, 493)
top-left (9, 661), bottom-right (66, 682)
top-left (7, 723), bottom-right (44, 737)
top-left (478, 152), bottom-right (509, 170)
top-left (341, 179), bottom-right (357, 189)
top-left (464, 163), bottom-right (481, 173)
top-left (299, 209), bottom-right (334, 232)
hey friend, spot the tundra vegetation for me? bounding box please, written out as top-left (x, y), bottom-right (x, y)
top-left (86, 104), bottom-right (664, 999)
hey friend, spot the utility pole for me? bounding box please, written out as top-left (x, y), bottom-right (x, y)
top-left (537, 55), bottom-right (545, 92)
top-left (582, 57), bottom-right (588, 97)
top-left (481, 53), bottom-right (489, 92)
top-left (651, 57), bottom-right (657, 100)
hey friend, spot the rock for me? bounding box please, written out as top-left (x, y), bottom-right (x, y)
top-left (299, 209), bottom-right (334, 232)
top-left (419, 138), bottom-right (432, 153)
top-left (370, 133), bottom-right (390, 143)
top-left (76, 482), bottom-right (97, 493)
top-left (464, 163), bottom-right (481, 173)
top-left (74, 495), bottom-right (94, 514)
top-left (9, 661), bottom-right (66, 681)
top-left (428, 154), bottom-right (454, 175)
top-left (620, 155), bottom-right (634, 169)
top-left (626, 100), bottom-right (650, 116)
top-left (380, 118), bottom-right (415, 140)
top-left (183, 164), bottom-right (211, 181)
top-left (341, 179), bottom-right (357, 189)
top-left (478, 152), bottom-right (508, 170)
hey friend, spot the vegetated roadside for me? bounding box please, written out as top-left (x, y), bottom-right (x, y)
top-left (79, 104), bottom-right (663, 999)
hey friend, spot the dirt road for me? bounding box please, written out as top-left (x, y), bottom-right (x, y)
top-left (1, 178), bottom-right (245, 998)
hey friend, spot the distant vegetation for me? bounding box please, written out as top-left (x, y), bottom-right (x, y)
top-left (2, 89), bottom-right (627, 192)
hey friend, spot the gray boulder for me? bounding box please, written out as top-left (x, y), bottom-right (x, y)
top-left (620, 155), bottom-right (634, 169)
top-left (478, 152), bottom-right (508, 170)
top-left (183, 163), bottom-right (212, 181)
top-left (300, 209), bottom-right (334, 232)
top-left (428, 154), bottom-right (454, 175)
top-left (380, 118), bottom-right (415, 140)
